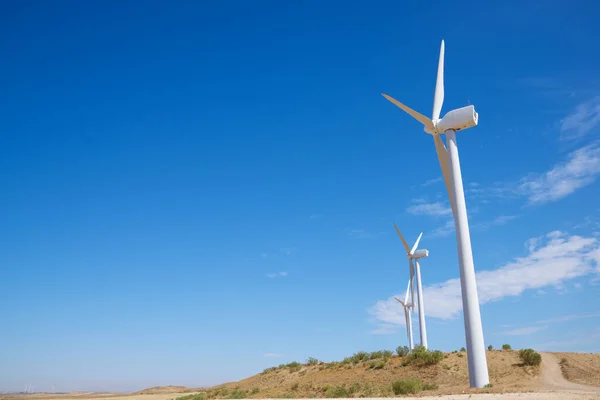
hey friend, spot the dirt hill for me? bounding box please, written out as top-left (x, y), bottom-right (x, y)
top-left (195, 350), bottom-right (544, 398)
top-left (134, 386), bottom-right (192, 395)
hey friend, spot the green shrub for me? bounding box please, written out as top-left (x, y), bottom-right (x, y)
top-left (230, 390), bottom-right (247, 399)
top-left (460, 347), bottom-right (466, 352)
top-left (250, 388), bottom-right (259, 395)
top-left (382, 350), bottom-right (394, 359)
top-left (324, 385), bottom-right (349, 398)
top-left (422, 383), bottom-right (439, 390)
top-left (306, 357), bottom-right (319, 365)
top-left (518, 349), bottom-right (542, 366)
top-left (484, 383), bottom-right (493, 388)
top-left (262, 366), bottom-right (278, 374)
top-left (348, 383), bottom-right (360, 394)
top-left (401, 346), bottom-right (445, 366)
top-left (369, 359), bottom-right (386, 369)
top-left (502, 344), bottom-right (512, 350)
top-left (369, 350), bottom-right (384, 359)
top-left (176, 394), bottom-right (207, 400)
top-left (290, 383), bottom-right (299, 391)
top-left (457, 353), bottom-right (464, 358)
top-left (488, 345), bottom-right (493, 351)
top-left (396, 345), bottom-right (410, 356)
top-left (392, 379), bottom-right (422, 395)
top-left (286, 361), bottom-right (302, 372)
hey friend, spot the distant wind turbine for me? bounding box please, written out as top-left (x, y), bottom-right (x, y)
top-left (382, 40), bottom-right (489, 388)
top-left (394, 278), bottom-right (414, 350)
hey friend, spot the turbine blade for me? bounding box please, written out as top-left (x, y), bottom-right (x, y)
top-left (393, 223), bottom-right (411, 253)
top-left (382, 94), bottom-right (434, 130)
top-left (394, 296), bottom-right (405, 306)
top-left (432, 40), bottom-right (445, 120)
top-left (433, 135), bottom-right (457, 217)
top-left (404, 280), bottom-right (410, 304)
top-left (410, 232), bottom-right (423, 255)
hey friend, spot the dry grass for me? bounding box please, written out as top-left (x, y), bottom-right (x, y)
top-left (553, 352), bottom-right (600, 387)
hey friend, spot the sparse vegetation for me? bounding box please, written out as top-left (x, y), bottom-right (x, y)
top-left (290, 383), bottom-right (299, 391)
top-left (502, 344), bottom-right (512, 350)
top-left (484, 383), bottom-right (494, 388)
top-left (519, 349), bottom-right (542, 366)
top-left (250, 388), bottom-right (259, 395)
top-left (348, 383), bottom-right (360, 394)
top-left (401, 345), bottom-right (445, 367)
top-left (392, 379), bottom-right (422, 395)
top-left (460, 347), bottom-right (466, 352)
top-left (488, 345), bottom-right (493, 351)
top-left (176, 394), bottom-right (207, 400)
top-left (368, 359), bottom-right (386, 369)
top-left (286, 361), bottom-right (302, 372)
top-left (230, 390), bottom-right (247, 399)
top-left (457, 353), bottom-right (464, 357)
top-left (324, 384), bottom-right (349, 398)
top-left (422, 382), bottom-right (439, 390)
top-left (306, 357), bottom-right (320, 366)
top-left (396, 345), bottom-right (410, 357)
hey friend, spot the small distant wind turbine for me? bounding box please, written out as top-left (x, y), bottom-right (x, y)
top-left (393, 223), bottom-right (429, 349)
top-left (382, 40), bottom-right (489, 388)
top-left (394, 278), bottom-right (414, 350)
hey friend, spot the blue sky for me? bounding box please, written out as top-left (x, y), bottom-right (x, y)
top-left (1, 0), bottom-right (600, 393)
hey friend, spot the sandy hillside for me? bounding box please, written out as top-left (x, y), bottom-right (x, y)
top-left (552, 352), bottom-right (600, 388)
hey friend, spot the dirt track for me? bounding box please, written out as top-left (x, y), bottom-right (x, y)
top-left (540, 353), bottom-right (600, 393)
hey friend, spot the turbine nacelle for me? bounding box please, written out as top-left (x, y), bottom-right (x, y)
top-left (425, 105), bottom-right (479, 135)
top-left (411, 249), bottom-right (429, 259)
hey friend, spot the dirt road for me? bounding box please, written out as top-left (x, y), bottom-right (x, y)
top-left (540, 352), bottom-right (600, 393)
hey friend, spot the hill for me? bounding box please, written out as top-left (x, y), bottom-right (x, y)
top-left (193, 349), bottom-right (544, 398)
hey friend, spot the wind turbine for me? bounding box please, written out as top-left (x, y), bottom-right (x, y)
top-left (382, 40), bottom-right (489, 388)
top-left (394, 279), bottom-right (414, 350)
top-left (393, 223), bottom-right (429, 349)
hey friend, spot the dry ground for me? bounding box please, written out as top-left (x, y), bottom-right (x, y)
top-left (3, 351), bottom-right (599, 400)
top-left (552, 352), bottom-right (600, 388)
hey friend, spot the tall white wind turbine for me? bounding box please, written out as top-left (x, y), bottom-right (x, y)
top-left (382, 40), bottom-right (489, 388)
top-left (394, 279), bottom-right (414, 350)
top-left (393, 223), bottom-right (429, 349)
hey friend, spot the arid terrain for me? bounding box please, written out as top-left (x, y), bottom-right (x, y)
top-left (3, 351), bottom-right (599, 400)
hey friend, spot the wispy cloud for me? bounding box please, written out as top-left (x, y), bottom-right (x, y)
top-left (518, 143), bottom-right (600, 205)
top-left (370, 324), bottom-right (400, 335)
top-left (420, 177), bottom-right (443, 187)
top-left (407, 201), bottom-right (452, 217)
top-left (263, 353), bottom-right (284, 357)
top-left (473, 215), bottom-right (518, 230)
top-left (560, 96), bottom-right (600, 141)
top-left (369, 231), bottom-right (600, 326)
top-left (430, 220), bottom-right (455, 238)
top-left (535, 312), bottom-right (600, 324)
top-left (502, 326), bottom-right (547, 336)
top-left (266, 271), bottom-right (288, 278)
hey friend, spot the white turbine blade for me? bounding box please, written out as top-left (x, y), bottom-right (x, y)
top-left (404, 280), bottom-right (411, 304)
top-left (410, 232), bottom-right (423, 255)
top-left (394, 296), bottom-right (406, 306)
top-left (382, 94), bottom-right (434, 131)
top-left (433, 135), bottom-right (457, 217)
top-left (393, 223), bottom-right (411, 253)
top-left (432, 40), bottom-right (445, 120)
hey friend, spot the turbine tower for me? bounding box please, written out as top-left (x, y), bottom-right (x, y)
top-left (382, 40), bottom-right (489, 388)
top-left (394, 279), bottom-right (414, 350)
top-left (393, 223), bottom-right (429, 349)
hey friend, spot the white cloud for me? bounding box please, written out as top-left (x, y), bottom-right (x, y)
top-left (407, 201), bottom-right (452, 217)
top-left (263, 353), bottom-right (283, 357)
top-left (370, 324), bottom-right (400, 335)
top-left (502, 326), bottom-right (547, 336)
top-left (518, 143), bottom-right (600, 204)
top-left (266, 271), bottom-right (288, 278)
top-left (430, 220), bottom-right (455, 238)
top-left (420, 177), bottom-right (443, 187)
top-left (560, 96), bottom-right (600, 141)
top-left (368, 231), bottom-right (600, 326)
top-left (535, 312), bottom-right (600, 324)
